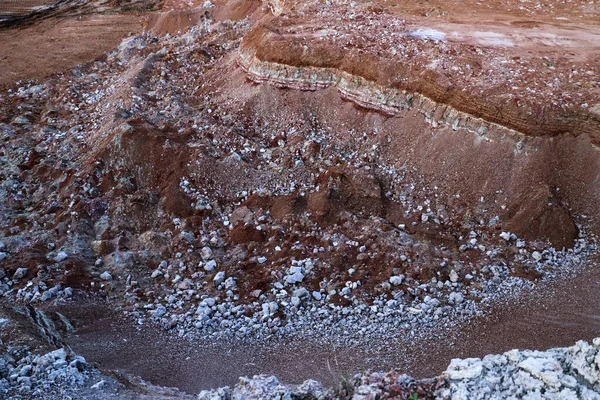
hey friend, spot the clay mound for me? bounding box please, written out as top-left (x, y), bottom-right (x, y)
top-left (504, 185), bottom-right (578, 250)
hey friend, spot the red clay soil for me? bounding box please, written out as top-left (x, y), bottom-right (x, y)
top-left (0, 0), bottom-right (160, 88)
top-left (243, 0), bottom-right (600, 141)
top-left (0, 14), bottom-right (145, 88)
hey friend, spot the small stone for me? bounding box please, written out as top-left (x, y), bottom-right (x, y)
top-left (312, 291), bottom-right (322, 301)
top-left (201, 246), bottom-right (214, 261)
top-left (291, 296), bottom-right (301, 306)
top-left (151, 269), bottom-right (163, 278)
top-left (456, 293), bottom-right (464, 303)
top-left (180, 231), bottom-right (195, 242)
top-left (177, 281), bottom-right (190, 290)
top-left (389, 276), bottom-right (403, 286)
top-left (294, 287), bottom-right (309, 298)
top-left (12, 115), bottom-right (30, 125)
top-left (204, 297), bottom-right (216, 307)
top-left (91, 380), bottom-right (106, 389)
top-left (54, 251), bottom-right (69, 262)
top-left (446, 358), bottom-right (483, 379)
top-left (499, 232), bottom-right (511, 241)
top-left (214, 271), bottom-right (225, 286)
top-left (286, 271), bottom-right (304, 284)
top-left (258, 256), bottom-right (267, 264)
top-left (100, 271), bottom-right (112, 281)
top-left (532, 251), bottom-right (543, 261)
top-left (195, 305), bottom-right (212, 317)
top-left (262, 301), bottom-right (278, 318)
top-left (204, 260), bottom-right (217, 272)
top-left (449, 270), bottom-right (459, 283)
top-left (152, 305), bottom-right (167, 318)
top-left (224, 277), bottom-right (237, 290)
top-left (13, 267), bottom-right (28, 280)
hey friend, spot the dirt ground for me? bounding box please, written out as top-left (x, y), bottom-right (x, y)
top-left (0, 14), bottom-right (145, 87)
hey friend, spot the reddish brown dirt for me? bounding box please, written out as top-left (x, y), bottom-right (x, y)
top-left (0, 1), bottom-right (153, 88)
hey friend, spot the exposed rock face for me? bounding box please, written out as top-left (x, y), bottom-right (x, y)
top-left (238, 48), bottom-right (523, 143)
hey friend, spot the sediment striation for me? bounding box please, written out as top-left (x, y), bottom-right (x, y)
top-left (238, 48), bottom-right (525, 147)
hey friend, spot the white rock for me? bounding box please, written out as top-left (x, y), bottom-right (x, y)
top-left (204, 260), bottom-right (217, 272)
top-left (389, 276), bottom-right (403, 286)
top-left (54, 251), bottom-right (69, 262)
top-left (446, 358), bottom-right (484, 380)
top-left (532, 251), bottom-right (542, 261)
top-left (196, 306), bottom-right (212, 317)
top-left (213, 271), bottom-right (225, 286)
top-left (201, 246), bottom-right (214, 261)
top-left (100, 271), bottom-right (112, 281)
top-left (289, 266), bottom-right (303, 274)
top-left (151, 269), bottom-right (163, 279)
top-left (91, 380), bottom-right (106, 389)
top-left (152, 305), bottom-right (167, 318)
top-left (204, 297), bottom-right (216, 307)
top-left (262, 301), bottom-right (278, 318)
top-left (518, 357), bottom-right (562, 386)
top-left (449, 270), bottom-right (459, 283)
top-left (224, 277), bottom-right (237, 290)
top-left (499, 232), bottom-right (512, 241)
top-left (454, 293), bottom-right (464, 304)
top-left (286, 271), bottom-right (304, 284)
top-left (13, 267), bottom-right (28, 280)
